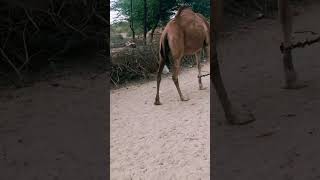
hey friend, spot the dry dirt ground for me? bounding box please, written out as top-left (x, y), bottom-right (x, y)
top-left (111, 63), bottom-right (210, 179)
top-left (112, 1), bottom-right (320, 180)
top-left (214, 1), bottom-right (320, 179)
top-left (0, 57), bottom-right (106, 179)
top-left (1, 1), bottom-right (320, 180)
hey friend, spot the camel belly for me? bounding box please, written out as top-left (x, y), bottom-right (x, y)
top-left (183, 23), bottom-right (206, 54)
top-left (183, 33), bottom-right (205, 55)
top-left (184, 46), bottom-right (202, 55)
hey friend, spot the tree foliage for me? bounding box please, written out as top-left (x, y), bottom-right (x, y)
top-left (177, 0), bottom-right (210, 18)
top-left (112, 0), bottom-right (210, 34)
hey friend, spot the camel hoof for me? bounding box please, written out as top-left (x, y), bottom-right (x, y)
top-left (154, 99), bottom-right (162, 105)
top-left (199, 87), bottom-right (207, 90)
top-left (154, 102), bottom-right (162, 105)
top-left (228, 109), bottom-right (256, 125)
top-left (181, 97), bottom-right (190, 101)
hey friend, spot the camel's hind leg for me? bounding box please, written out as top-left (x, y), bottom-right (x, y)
top-left (154, 56), bottom-right (166, 105)
top-left (195, 51), bottom-right (206, 90)
top-left (172, 56), bottom-right (189, 101)
top-left (279, 0), bottom-right (306, 89)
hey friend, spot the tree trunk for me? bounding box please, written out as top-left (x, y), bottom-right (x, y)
top-left (130, 0), bottom-right (135, 41)
top-left (143, 0), bottom-right (147, 45)
top-left (149, 17), bottom-right (159, 44)
top-left (149, 0), bottom-right (162, 44)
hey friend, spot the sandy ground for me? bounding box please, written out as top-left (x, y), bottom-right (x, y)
top-left (213, 1), bottom-right (320, 179)
top-left (111, 63), bottom-right (210, 179)
top-left (111, 1), bottom-right (320, 180)
top-left (1, 1), bottom-right (320, 179)
top-left (0, 60), bottom-right (107, 179)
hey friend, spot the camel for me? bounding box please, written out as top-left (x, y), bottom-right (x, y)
top-left (211, 0), bottom-right (306, 124)
top-left (154, 1), bottom-right (303, 125)
top-left (154, 5), bottom-right (210, 105)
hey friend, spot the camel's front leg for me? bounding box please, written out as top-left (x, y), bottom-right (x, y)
top-left (279, 0), bottom-right (306, 89)
top-left (154, 55), bottom-right (166, 105)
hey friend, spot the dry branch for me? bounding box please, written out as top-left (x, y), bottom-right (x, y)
top-left (0, 0), bottom-right (107, 86)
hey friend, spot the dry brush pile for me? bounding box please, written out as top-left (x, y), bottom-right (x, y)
top-left (0, 0), bottom-right (108, 87)
top-left (111, 37), bottom-right (159, 86)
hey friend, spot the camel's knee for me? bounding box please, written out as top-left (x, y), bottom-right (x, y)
top-left (172, 76), bottom-right (178, 81)
top-left (157, 66), bottom-right (164, 74)
top-left (198, 75), bottom-right (204, 84)
top-left (172, 75), bottom-right (178, 83)
top-left (197, 64), bottom-right (202, 72)
top-left (155, 72), bottom-right (161, 84)
top-left (157, 71), bottom-right (162, 79)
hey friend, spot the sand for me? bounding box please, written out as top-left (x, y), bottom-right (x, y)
top-left (111, 64), bottom-right (210, 180)
top-left (0, 71), bottom-right (106, 179)
top-left (214, 1), bottom-right (320, 179)
top-left (1, 1), bottom-right (320, 179)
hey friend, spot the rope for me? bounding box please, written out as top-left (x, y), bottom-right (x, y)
top-left (280, 33), bottom-right (320, 53)
top-left (198, 73), bottom-right (210, 78)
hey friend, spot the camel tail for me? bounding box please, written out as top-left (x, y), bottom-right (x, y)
top-left (159, 32), bottom-right (171, 69)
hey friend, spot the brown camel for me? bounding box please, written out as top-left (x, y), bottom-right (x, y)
top-left (210, 0), bottom-right (305, 124)
top-left (154, 6), bottom-right (210, 105)
top-left (155, 1), bottom-right (302, 125)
